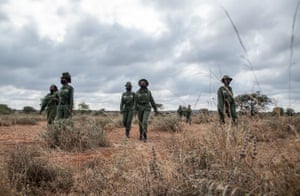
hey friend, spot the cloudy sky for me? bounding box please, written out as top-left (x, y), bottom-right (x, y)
top-left (0, 0), bottom-right (299, 111)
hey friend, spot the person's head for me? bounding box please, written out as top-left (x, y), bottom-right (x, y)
top-left (125, 81), bottom-right (132, 91)
top-left (49, 84), bottom-right (58, 94)
top-left (138, 78), bottom-right (149, 88)
top-left (61, 72), bottom-right (71, 85)
top-left (221, 75), bottom-right (232, 86)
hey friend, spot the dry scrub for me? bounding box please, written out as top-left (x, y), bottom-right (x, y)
top-left (40, 117), bottom-right (110, 152)
top-left (6, 145), bottom-right (73, 195)
top-left (1, 113), bottom-right (299, 195)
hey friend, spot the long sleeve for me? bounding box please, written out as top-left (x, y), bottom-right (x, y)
top-left (149, 91), bottom-right (157, 112)
top-left (69, 86), bottom-right (74, 109)
top-left (217, 87), bottom-right (224, 112)
top-left (120, 94), bottom-right (124, 111)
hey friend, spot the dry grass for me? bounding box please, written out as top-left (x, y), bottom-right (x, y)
top-left (1, 113), bottom-right (299, 195)
top-left (0, 114), bottom-right (43, 126)
top-left (40, 117), bottom-right (110, 152)
top-left (152, 113), bottom-right (184, 132)
top-left (6, 145), bottom-right (73, 195)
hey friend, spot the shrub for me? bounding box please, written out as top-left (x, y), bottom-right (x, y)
top-left (23, 106), bottom-right (37, 114)
top-left (286, 108), bottom-right (295, 116)
top-left (152, 115), bottom-right (183, 132)
top-left (0, 104), bottom-right (12, 114)
top-left (6, 145), bottom-right (73, 194)
top-left (41, 118), bottom-right (110, 152)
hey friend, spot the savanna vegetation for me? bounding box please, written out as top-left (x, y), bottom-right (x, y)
top-left (0, 111), bottom-right (299, 195)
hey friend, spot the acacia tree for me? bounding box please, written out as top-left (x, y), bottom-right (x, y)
top-left (78, 102), bottom-right (89, 111)
top-left (235, 91), bottom-right (272, 115)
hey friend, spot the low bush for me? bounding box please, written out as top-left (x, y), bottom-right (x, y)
top-left (41, 118), bottom-right (110, 152)
top-left (6, 145), bottom-right (73, 195)
top-left (152, 115), bottom-right (183, 132)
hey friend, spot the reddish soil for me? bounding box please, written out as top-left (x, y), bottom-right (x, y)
top-left (0, 119), bottom-right (298, 170)
top-left (0, 120), bottom-right (206, 168)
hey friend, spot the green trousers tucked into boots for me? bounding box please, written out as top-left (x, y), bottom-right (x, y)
top-left (137, 110), bottom-right (150, 142)
top-left (122, 110), bottom-right (134, 138)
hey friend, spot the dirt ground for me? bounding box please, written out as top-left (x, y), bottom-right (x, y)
top-left (0, 119), bottom-right (206, 168)
top-left (0, 117), bottom-right (298, 170)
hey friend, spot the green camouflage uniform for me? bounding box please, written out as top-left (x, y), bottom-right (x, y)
top-left (57, 84), bottom-right (74, 119)
top-left (134, 88), bottom-right (157, 141)
top-left (40, 92), bottom-right (59, 124)
top-left (185, 105), bottom-right (192, 125)
top-left (120, 91), bottom-right (135, 137)
top-left (217, 86), bottom-right (237, 124)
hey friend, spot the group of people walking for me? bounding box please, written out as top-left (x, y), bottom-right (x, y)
top-left (41, 72), bottom-right (238, 142)
top-left (40, 72), bottom-right (74, 124)
top-left (120, 78), bottom-right (158, 142)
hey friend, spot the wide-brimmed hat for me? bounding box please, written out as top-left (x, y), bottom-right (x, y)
top-left (125, 81), bottom-right (132, 87)
top-left (221, 75), bottom-right (232, 83)
top-left (61, 72), bottom-right (71, 83)
top-left (138, 78), bottom-right (149, 86)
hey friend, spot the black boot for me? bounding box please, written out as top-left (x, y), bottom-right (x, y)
top-left (139, 129), bottom-right (143, 140)
top-left (143, 132), bottom-right (147, 143)
top-left (126, 129), bottom-right (130, 138)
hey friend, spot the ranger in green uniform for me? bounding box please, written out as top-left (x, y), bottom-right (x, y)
top-left (40, 84), bottom-right (59, 124)
top-left (57, 72), bottom-right (74, 120)
top-left (120, 82), bottom-right (135, 138)
top-left (134, 79), bottom-right (158, 142)
top-left (185, 104), bottom-right (192, 125)
top-left (217, 75), bottom-right (238, 124)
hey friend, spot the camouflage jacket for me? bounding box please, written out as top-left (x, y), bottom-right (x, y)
top-left (58, 85), bottom-right (74, 108)
top-left (120, 92), bottom-right (135, 112)
top-left (134, 88), bottom-right (157, 112)
top-left (40, 92), bottom-right (59, 112)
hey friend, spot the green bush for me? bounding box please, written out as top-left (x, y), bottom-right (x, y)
top-left (23, 106), bottom-right (37, 114)
top-left (0, 104), bottom-right (12, 114)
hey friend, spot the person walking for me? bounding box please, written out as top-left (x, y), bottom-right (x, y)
top-left (217, 75), bottom-right (238, 124)
top-left (185, 104), bottom-right (192, 125)
top-left (120, 82), bottom-right (135, 138)
top-left (134, 79), bottom-right (158, 142)
top-left (40, 84), bottom-right (59, 124)
top-left (57, 72), bottom-right (74, 120)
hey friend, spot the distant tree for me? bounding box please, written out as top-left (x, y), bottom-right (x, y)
top-left (0, 104), bottom-right (12, 114)
top-left (272, 107), bottom-right (284, 116)
top-left (78, 102), bottom-right (90, 111)
top-left (235, 91), bottom-right (272, 115)
top-left (155, 103), bottom-right (164, 110)
top-left (23, 106), bottom-right (36, 114)
top-left (286, 108), bottom-right (295, 116)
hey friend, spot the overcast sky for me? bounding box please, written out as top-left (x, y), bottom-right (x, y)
top-left (0, 0), bottom-right (299, 111)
